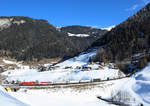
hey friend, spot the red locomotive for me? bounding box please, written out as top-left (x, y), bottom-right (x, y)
top-left (20, 81), bottom-right (52, 86)
top-left (21, 82), bottom-right (37, 86)
top-left (125, 73), bottom-right (131, 77)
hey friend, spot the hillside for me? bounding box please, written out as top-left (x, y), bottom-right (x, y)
top-left (0, 86), bottom-right (28, 106)
top-left (92, 3), bottom-right (150, 73)
top-left (0, 16), bottom-right (106, 62)
top-left (60, 25), bottom-right (107, 36)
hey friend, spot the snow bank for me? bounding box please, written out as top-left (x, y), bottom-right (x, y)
top-left (132, 63), bottom-right (150, 105)
top-left (0, 86), bottom-right (28, 106)
top-left (105, 63), bottom-right (150, 106)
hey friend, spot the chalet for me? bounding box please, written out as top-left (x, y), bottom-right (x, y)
top-left (48, 66), bottom-right (60, 70)
top-left (8, 67), bottom-right (15, 70)
top-left (75, 66), bottom-right (82, 69)
top-left (108, 63), bottom-right (118, 69)
top-left (82, 66), bottom-right (92, 71)
top-left (98, 65), bottom-right (104, 70)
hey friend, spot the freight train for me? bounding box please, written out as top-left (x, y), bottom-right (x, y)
top-left (3, 74), bottom-right (130, 86)
top-left (20, 80), bottom-right (92, 86)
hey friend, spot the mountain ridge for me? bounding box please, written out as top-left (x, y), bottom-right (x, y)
top-left (92, 3), bottom-right (150, 73)
top-left (0, 16), bottom-right (107, 62)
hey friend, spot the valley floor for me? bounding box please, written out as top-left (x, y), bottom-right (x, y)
top-left (0, 48), bottom-right (150, 106)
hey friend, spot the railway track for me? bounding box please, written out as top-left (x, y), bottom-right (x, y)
top-left (2, 77), bottom-right (127, 89)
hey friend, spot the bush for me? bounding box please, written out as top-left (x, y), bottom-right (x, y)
top-left (111, 90), bottom-right (136, 104)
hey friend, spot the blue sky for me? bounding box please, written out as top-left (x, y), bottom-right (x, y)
top-left (0, 0), bottom-right (149, 28)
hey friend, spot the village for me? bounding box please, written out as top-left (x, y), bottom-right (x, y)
top-left (1, 60), bottom-right (130, 92)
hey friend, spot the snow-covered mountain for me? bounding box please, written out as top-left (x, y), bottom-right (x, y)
top-left (101, 25), bottom-right (115, 31)
top-left (0, 3), bottom-right (150, 106)
top-left (0, 17), bottom-right (107, 62)
top-left (60, 25), bottom-right (107, 38)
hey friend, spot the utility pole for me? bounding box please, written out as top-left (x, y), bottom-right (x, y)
top-left (0, 74), bottom-right (2, 85)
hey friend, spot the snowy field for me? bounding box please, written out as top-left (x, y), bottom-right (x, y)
top-left (1, 73), bottom-right (150, 106)
top-left (8, 83), bottom-right (115, 106)
top-left (2, 49), bottom-right (124, 82)
top-left (6, 79), bottom-right (122, 106)
top-left (1, 48), bottom-right (150, 106)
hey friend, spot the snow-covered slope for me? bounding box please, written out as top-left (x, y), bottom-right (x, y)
top-left (68, 32), bottom-right (90, 37)
top-left (101, 25), bottom-right (115, 31)
top-left (132, 63), bottom-right (150, 105)
top-left (0, 18), bottom-right (25, 31)
top-left (0, 86), bottom-right (28, 106)
top-left (2, 48), bottom-right (124, 82)
top-left (101, 63), bottom-right (150, 106)
top-left (56, 49), bottom-right (97, 68)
